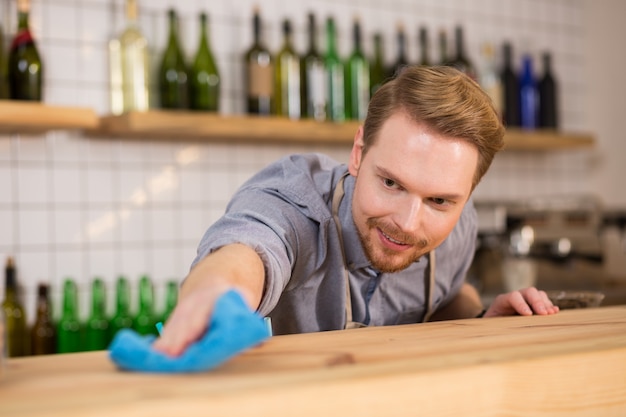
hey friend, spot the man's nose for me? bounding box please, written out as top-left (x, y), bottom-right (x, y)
top-left (394, 197), bottom-right (422, 233)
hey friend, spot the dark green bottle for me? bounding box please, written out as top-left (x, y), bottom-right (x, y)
top-left (8, 0), bottom-right (43, 101)
top-left (158, 9), bottom-right (189, 109)
top-left (244, 8), bottom-right (273, 115)
top-left (274, 19), bottom-right (300, 119)
top-left (161, 280), bottom-right (178, 323)
top-left (57, 279), bottom-right (81, 353)
top-left (369, 33), bottom-right (386, 97)
top-left (345, 18), bottom-right (369, 121)
top-left (84, 278), bottom-right (110, 351)
top-left (325, 17), bottom-right (344, 122)
top-left (2, 257), bottom-right (28, 357)
top-left (110, 276), bottom-right (133, 338)
top-left (30, 283), bottom-right (56, 355)
top-left (388, 23), bottom-right (408, 79)
top-left (190, 12), bottom-right (220, 111)
top-left (134, 275), bottom-right (157, 336)
top-left (0, 23), bottom-right (9, 99)
top-left (418, 27), bottom-right (431, 66)
top-left (300, 13), bottom-right (326, 121)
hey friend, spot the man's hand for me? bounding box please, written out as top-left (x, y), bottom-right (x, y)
top-left (484, 287), bottom-right (559, 318)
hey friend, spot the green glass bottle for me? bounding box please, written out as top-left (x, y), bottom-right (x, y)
top-left (274, 19), bottom-right (300, 119)
top-left (110, 276), bottom-right (133, 338)
top-left (161, 280), bottom-right (178, 323)
top-left (418, 27), bottom-right (431, 66)
top-left (388, 23), bottom-right (408, 79)
top-left (2, 257), bottom-right (28, 357)
top-left (438, 29), bottom-right (449, 65)
top-left (57, 279), bottom-right (81, 353)
top-left (84, 278), bottom-right (110, 351)
top-left (190, 12), bottom-right (220, 111)
top-left (0, 23), bottom-right (9, 99)
top-left (345, 18), bottom-right (369, 121)
top-left (158, 9), bottom-right (189, 109)
top-left (8, 0), bottom-right (43, 101)
top-left (134, 276), bottom-right (157, 336)
top-left (369, 33), bottom-right (386, 97)
top-left (300, 13), bottom-right (326, 121)
top-left (244, 8), bottom-right (273, 115)
top-left (325, 17), bottom-right (344, 122)
top-left (30, 283), bottom-right (56, 355)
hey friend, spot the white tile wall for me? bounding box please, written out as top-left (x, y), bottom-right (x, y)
top-left (0, 0), bottom-right (596, 322)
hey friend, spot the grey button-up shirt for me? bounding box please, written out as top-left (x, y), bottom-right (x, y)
top-left (192, 153), bottom-right (477, 335)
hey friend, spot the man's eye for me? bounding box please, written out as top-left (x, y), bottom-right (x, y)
top-left (431, 198), bottom-right (447, 205)
top-left (383, 178), bottom-right (396, 188)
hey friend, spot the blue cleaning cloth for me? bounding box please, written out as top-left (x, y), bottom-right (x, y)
top-left (108, 289), bottom-right (271, 373)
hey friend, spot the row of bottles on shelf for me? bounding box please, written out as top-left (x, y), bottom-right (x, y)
top-left (0, 0), bottom-right (43, 101)
top-left (1, 256), bottom-right (178, 357)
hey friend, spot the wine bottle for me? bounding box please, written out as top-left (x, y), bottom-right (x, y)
top-left (161, 280), bottom-right (178, 323)
top-left (438, 29), bottom-right (449, 65)
top-left (345, 18), bottom-right (369, 121)
top-left (8, 0), bottom-right (43, 101)
top-left (244, 8), bottom-right (273, 115)
top-left (0, 23), bottom-right (9, 99)
top-left (30, 283), bottom-right (56, 355)
top-left (538, 52), bottom-right (558, 129)
top-left (134, 275), bottom-right (157, 336)
top-left (478, 42), bottom-right (503, 118)
top-left (57, 279), bottom-right (81, 353)
top-left (519, 54), bottom-right (538, 130)
top-left (108, 0), bottom-right (150, 114)
top-left (500, 42), bottom-right (520, 127)
top-left (418, 27), bottom-right (431, 66)
top-left (84, 278), bottom-right (110, 351)
top-left (369, 33), bottom-right (386, 96)
top-left (110, 276), bottom-right (133, 338)
top-left (388, 23), bottom-right (408, 79)
top-left (300, 13), bottom-right (326, 121)
top-left (324, 17), bottom-right (344, 122)
top-left (448, 25), bottom-right (476, 79)
top-left (2, 257), bottom-right (28, 357)
top-left (190, 12), bottom-right (220, 111)
top-left (274, 19), bottom-right (300, 119)
top-left (159, 9), bottom-right (190, 109)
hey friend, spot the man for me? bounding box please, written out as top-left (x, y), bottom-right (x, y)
top-left (154, 66), bottom-right (558, 357)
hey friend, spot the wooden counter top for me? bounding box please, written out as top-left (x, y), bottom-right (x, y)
top-left (2, 306), bottom-right (626, 417)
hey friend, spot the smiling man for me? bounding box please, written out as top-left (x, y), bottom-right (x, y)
top-left (154, 66), bottom-right (558, 357)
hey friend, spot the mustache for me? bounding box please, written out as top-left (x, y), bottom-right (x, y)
top-left (367, 218), bottom-right (428, 248)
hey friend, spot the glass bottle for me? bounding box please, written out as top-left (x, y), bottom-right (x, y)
top-left (538, 52), bottom-right (558, 129)
top-left (438, 29), bottom-right (449, 65)
top-left (324, 17), bottom-right (344, 122)
top-left (2, 257), bottom-right (27, 357)
top-left (0, 23), bottom-right (9, 99)
top-left (478, 42), bottom-right (503, 119)
top-left (110, 276), bottom-right (133, 338)
top-left (84, 278), bottom-right (110, 351)
top-left (369, 33), bottom-right (386, 97)
top-left (133, 276), bottom-right (157, 336)
top-left (274, 19), bottom-right (300, 119)
top-left (300, 13), bottom-right (326, 121)
top-left (244, 8), bottom-right (273, 115)
top-left (108, 0), bottom-right (150, 114)
top-left (345, 18), bottom-right (369, 121)
top-left (160, 280), bottom-right (178, 323)
top-left (57, 279), bottom-right (81, 354)
top-left (388, 23), bottom-right (408, 79)
top-left (190, 12), bottom-right (220, 112)
top-left (418, 27), bottom-right (431, 66)
top-left (519, 53), bottom-right (538, 130)
top-left (30, 283), bottom-right (56, 355)
top-left (159, 9), bottom-right (190, 109)
top-left (448, 25), bottom-right (476, 80)
top-left (8, 0), bottom-right (43, 101)
top-left (501, 42), bottom-right (520, 127)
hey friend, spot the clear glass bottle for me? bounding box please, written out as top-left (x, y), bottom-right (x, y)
top-left (158, 9), bottom-right (190, 109)
top-left (108, 0), bottom-right (150, 114)
top-left (345, 18), bottom-right (369, 121)
top-left (244, 8), bottom-right (273, 115)
top-left (190, 12), bottom-right (220, 111)
top-left (1, 257), bottom-right (27, 357)
top-left (324, 17), bottom-right (344, 122)
top-left (30, 283), bottom-right (56, 355)
top-left (300, 13), bottom-right (326, 121)
top-left (478, 42), bottom-right (503, 119)
top-left (8, 0), bottom-right (43, 101)
top-left (274, 19), bottom-right (300, 119)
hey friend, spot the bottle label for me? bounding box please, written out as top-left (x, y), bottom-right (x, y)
top-left (11, 29), bottom-right (33, 50)
top-left (249, 61), bottom-right (273, 98)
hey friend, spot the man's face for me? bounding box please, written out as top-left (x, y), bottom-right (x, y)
top-left (348, 111), bottom-right (478, 273)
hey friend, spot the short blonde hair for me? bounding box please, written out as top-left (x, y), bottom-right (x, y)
top-left (362, 65), bottom-right (505, 190)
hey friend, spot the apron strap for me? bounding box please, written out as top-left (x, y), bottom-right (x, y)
top-left (422, 251), bottom-right (436, 323)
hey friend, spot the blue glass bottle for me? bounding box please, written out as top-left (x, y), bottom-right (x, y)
top-left (519, 54), bottom-right (538, 130)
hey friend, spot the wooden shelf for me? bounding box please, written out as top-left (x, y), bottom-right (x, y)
top-left (93, 111), bottom-right (595, 150)
top-left (0, 100), bottom-right (99, 134)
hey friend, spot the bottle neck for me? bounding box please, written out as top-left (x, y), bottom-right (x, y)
top-left (397, 30), bottom-right (406, 61)
top-left (455, 27), bottom-right (465, 58)
top-left (326, 19), bottom-right (337, 55)
top-left (168, 11), bottom-right (179, 42)
top-left (126, 0), bottom-right (138, 22)
top-left (353, 22), bottom-right (362, 52)
top-left (200, 13), bottom-right (209, 47)
top-left (253, 13), bottom-right (261, 45)
top-left (307, 15), bottom-right (317, 52)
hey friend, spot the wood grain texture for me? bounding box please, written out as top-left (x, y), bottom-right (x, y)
top-left (1, 306), bottom-right (625, 417)
top-left (0, 100), bottom-right (99, 133)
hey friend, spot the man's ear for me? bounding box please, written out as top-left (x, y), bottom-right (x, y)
top-left (349, 126), bottom-right (365, 176)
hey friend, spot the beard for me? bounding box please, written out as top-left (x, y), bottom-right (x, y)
top-left (355, 217), bottom-right (429, 273)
